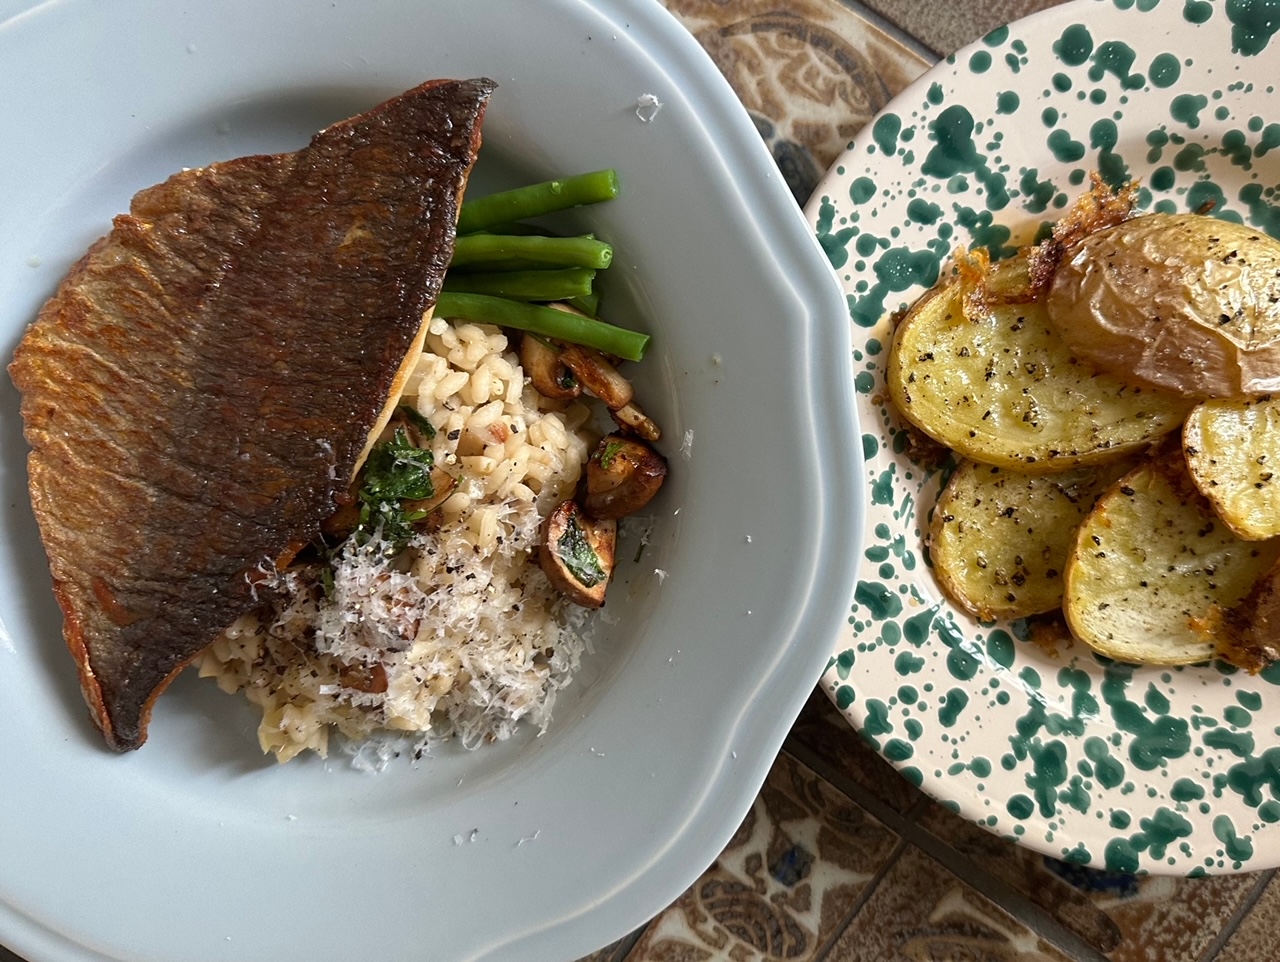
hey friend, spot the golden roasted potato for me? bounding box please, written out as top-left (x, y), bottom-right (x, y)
top-left (930, 457), bottom-right (1137, 621)
top-left (1184, 395), bottom-right (1280, 539)
top-left (1209, 556), bottom-right (1280, 673)
top-left (886, 264), bottom-right (1192, 473)
top-left (1047, 214), bottom-right (1280, 398)
top-left (1063, 452), bottom-right (1280, 665)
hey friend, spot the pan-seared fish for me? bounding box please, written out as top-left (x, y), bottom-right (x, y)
top-left (9, 77), bottom-right (495, 750)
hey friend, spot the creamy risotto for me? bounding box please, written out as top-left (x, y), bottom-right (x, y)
top-left (198, 316), bottom-right (595, 762)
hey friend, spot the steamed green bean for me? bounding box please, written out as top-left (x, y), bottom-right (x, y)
top-left (434, 293), bottom-right (648, 363)
top-left (450, 233), bottom-right (613, 270)
top-left (441, 268), bottom-right (596, 301)
top-left (456, 169), bottom-right (620, 234)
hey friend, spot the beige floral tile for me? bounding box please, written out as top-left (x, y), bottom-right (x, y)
top-left (916, 801), bottom-right (1265, 962)
top-left (1216, 870), bottom-right (1280, 962)
top-left (856, 0), bottom-right (1063, 58)
top-left (617, 751), bottom-right (900, 962)
top-left (788, 686), bottom-right (923, 814)
top-left (915, 801), bottom-right (1123, 953)
top-left (577, 942), bottom-right (629, 962)
top-left (825, 843), bottom-right (1076, 961)
top-left (1091, 871), bottom-right (1266, 962)
top-left (658, 0), bottom-right (928, 202)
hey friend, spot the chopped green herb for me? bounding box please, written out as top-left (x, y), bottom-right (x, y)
top-left (397, 405), bottom-right (437, 440)
top-left (361, 428), bottom-right (435, 502)
top-left (318, 562), bottom-right (336, 599)
top-left (557, 517), bottom-right (606, 587)
top-left (353, 428), bottom-right (436, 554)
top-left (356, 499), bottom-right (428, 555)
top-left (598, 438), bottom-right (627, 470)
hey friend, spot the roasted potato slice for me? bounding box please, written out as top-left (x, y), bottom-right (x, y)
top-left (1063, 452), bottom-right (1280, 665)
top-left (1184, 395), bottom-right (1280, 540)
top-left (930, 456), bottom-right (1137, 621)
top-left (887, 265), bottom-right (1192, 473)
top-left (1047, 214), bottom-right (1280, 398)
top-left (1204, 556), bottom-right (1280, 673)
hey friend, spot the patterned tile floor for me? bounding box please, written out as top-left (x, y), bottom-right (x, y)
top-left (582, 693), bottom-right (1277, 962)
top-left (6, 3), bottom-right (1278, 962)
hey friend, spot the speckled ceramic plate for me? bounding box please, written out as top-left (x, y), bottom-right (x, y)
top-left (807, 0), bottom-right (1280, 875)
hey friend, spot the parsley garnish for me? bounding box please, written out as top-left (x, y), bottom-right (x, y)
top-left (353, 427), bottom-right (435, 554)
top-left (556, 516), bottom-right (606, 587)
top-left (397, 405), bottom-right (438, 440)
top-left (598, 438), bottom-right (627, 470)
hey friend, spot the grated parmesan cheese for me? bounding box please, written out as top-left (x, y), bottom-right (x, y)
top-left (679, 428), bottom-right (693, 460)
top-left (198, 320), bottom-right (595, 763)
top-left (635, 93), bottom-right (663, 123)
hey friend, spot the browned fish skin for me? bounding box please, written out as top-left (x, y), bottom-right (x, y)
top-left (9, 78), bottom-right (495, 751)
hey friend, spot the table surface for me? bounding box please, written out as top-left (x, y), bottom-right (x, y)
top-left (6, 3), bottom-right (1279, 962)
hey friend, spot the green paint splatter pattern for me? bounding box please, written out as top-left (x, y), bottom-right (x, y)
top-left (807, 0), bottom-right (1280, 876)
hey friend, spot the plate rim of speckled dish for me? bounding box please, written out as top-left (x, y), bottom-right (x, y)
top-left (806, 0), bottom-right (1280, 876)
top-left (0, 1), bottom-right (863, 960)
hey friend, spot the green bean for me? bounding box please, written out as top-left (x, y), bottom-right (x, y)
top-left (442, 268), bottom-right (596, 301)
top-left (450, 233), bottom-right (613, 270)
top-left (434, 293), bottom-right (648, 362)
top-left (456, 169), bottom-right (620, 234)
top-left (567, 290), bottom-right (601, 317)
top-left (461, 221), bottom-right (553, 237)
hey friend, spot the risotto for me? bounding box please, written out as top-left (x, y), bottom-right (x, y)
top-left (198, 316), bottom-right (596, 762)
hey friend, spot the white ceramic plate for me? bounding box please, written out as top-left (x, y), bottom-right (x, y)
top-left (808, 0), bottom-right (1280, 875)
top-left (0, 2), bottom-right (862, 960)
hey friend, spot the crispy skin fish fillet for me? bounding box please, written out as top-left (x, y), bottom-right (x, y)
top-left (9, 78), bottom-right (495, 750)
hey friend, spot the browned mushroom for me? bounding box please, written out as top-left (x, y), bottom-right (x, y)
top-left (584, 433), bottom-right (668, 519)
top-left (539, 499), bottom-right (617, 607)
top-left (611, 401), bottom-right (661, 442)
top-left (559, 343), bottom-right (634, 410)
top-left (520, 333), bottom-right (581, 400)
